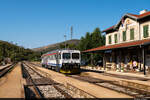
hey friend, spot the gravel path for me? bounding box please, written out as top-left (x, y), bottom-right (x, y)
top-left (38, 85), bottom-right (65, 98)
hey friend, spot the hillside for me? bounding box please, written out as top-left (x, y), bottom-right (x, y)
top-left (32, 39), bottom-right (80, 53)
top-left (0, 40), bottom-right (40, 63)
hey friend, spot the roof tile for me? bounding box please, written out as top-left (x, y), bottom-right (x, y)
top-left (103, 11), bottom-right (150, 32)
top-left (83, 38), bottom-right (150, 52)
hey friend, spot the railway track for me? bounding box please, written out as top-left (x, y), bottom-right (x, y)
top-left (30, 63), bottom-right (149, 81)
top-left (0, 63), bottom-right (16, 78)
top-left (102, 72), bottom-right (149, 81)
top-left (22, 62), bottom-right (95, 98)
top-left (68, 75), bottom-right (150, 98)
top-left (81, 68), bottom-right (150, 81)
top-left (28, 62), bottom-right (42, 68)
top-left (27, 62), bottom-right (150, 98)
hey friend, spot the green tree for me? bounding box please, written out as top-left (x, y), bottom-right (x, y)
top-left (91, 28), bottom-right (105, 47)
top-left (77, 27), bottom-right (105, 65)
top-left (90, 28), bottom-right (105, 65)
top-left (0, 40), bottom-right (41, 64)
top-left (59, 44), bottom-right (65, 49)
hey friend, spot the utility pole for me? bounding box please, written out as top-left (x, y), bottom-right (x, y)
top-left (142, 47), bottom-right (146, 75)
top-left (64, 35), bottom-right (67, 49)
top-left (71, 26), bottom-right (73, 40)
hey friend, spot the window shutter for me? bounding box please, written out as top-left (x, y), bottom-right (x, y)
top-left (130, 29), bottom-right (134, 40)
top-left (123, 31), bottom-right (126, 41)
top-left (114, 34), bottom-right (117, 43)
top-left (143, 25), bottom-right (149, 38)
top-left (109, 35), bottom-right (111, 44)
top-left (143, 26), bottom-right (146, 38)
top-left (146, 25), bottom-right (149, 37)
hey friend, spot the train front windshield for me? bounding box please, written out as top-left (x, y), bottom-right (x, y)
top-left (63, 53), bottom-right (70, 59)
top-left (72, 53), bottom-right (80, 59)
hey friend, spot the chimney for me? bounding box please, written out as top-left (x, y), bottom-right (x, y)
top-left (140, 9), bottom-right (148, 15)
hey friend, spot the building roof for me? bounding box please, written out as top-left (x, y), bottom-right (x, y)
top-left (128, 11), bottom-right (150, 19)
top-left (83, 38), bottom-right (150, 53)
top-left (103, 11), bottom-right (150, 33)
top-left (102, 25), bottom-right (115, 33)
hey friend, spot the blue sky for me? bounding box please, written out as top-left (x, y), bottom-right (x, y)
top-left (0, 0), bottom-right (150, 48)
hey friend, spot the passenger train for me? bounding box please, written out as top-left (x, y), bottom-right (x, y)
top-left (41, 49), bottom-right (81, 74)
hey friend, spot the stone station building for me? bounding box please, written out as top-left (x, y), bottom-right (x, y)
top-left (84, 10), bottom-right (150, 75)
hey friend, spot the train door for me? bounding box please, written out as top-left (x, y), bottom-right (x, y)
top-left (55, 53), bottom-right (60, 72)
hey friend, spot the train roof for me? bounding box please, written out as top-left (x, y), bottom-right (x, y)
top-left (41, 49), bottom-right (80, 57)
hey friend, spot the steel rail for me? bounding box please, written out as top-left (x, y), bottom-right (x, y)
top-left (102, 72), bottom-right (149, 81)
top-left (68, 75), bottom-right (150, 98)
top-left (24, 62), bottom-right (73, 98)
top-left (0, 63), bottom-right (16, 78)
top-left (21, 63), bottom-right (44, 98)
top-left (28, 62), bottom-right (150, 98)
top-left (23, 62), bottom-right (74, 98)
top-left (27, 62), bottom-right (101, 98)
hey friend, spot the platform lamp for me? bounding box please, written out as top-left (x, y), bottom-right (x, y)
top-left (64, 35), bottom-right (67, 50)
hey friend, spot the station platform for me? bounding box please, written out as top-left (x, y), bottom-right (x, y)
top-left (0, 63), bottom-right (24, 98)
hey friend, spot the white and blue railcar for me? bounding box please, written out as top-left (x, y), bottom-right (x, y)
top-left (41, 49), bottom-right (81, 73)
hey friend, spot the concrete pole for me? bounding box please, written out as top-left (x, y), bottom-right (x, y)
top-left (64, 35), bottom-right (67, 49)
top-left (142, 47), bottom-right (146, 75)
top-left (139, 48), bottom-right (142, 71)
top-left (119, 50), bottom-right (122, 71)
top-left (103, 53), bottom-right (106, 70)
top-left (91, 52), bottom-right (94, 66)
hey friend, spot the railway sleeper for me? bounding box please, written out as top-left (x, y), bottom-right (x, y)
top-left (26, 62), bottom-right (52, 78)
top-left (112, 82), bottom-right (150, 97)
top-left (0, 63), bottom-right (16, 78)
top-left (66, 83), bottom-right (96, 98)
top-left (103, 73), bottom-right (149, 81)
top-left (53, 85), bottom-right (72, 98)
top-left (120, 80), bottom-right (150, 93)
top-left (70, 75), bottom-right (150, 97)
top-left (0, 64), bottom-right (11, 71)
top-left (97, 82), bottom-right (144, 98)
top-left (22, 62), bottom-right (73, 98)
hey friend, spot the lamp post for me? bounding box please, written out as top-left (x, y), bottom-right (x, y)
top-left (64, 35), bottom-right (66, 49)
